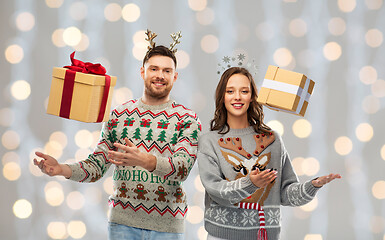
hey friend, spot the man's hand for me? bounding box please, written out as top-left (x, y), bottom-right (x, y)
top-left (108, 138), bottom-right (157, 172)
top-left (249, 168), bottom-right (277, 188)
top-left (33, 152), bottom-right (72, 178)
top-left (312, 173), bottom-right (342, 188)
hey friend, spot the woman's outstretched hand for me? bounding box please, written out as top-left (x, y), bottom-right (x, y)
top-left (312, 173), bottom-right (342, 188)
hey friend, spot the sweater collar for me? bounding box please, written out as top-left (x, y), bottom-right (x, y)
top-left (137, 98), bottom-right (174, 111)
top-left (226, 126), bottom-right (255, 136)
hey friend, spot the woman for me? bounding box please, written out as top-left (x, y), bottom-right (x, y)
top-left (197, 67), bottom-right (341, 240)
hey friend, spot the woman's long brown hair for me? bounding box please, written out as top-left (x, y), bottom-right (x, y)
top-left (210, 67), bottom-right (271, 134)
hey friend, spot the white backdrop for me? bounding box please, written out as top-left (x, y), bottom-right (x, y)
top-left (1, 0), bottom-right (385, 239)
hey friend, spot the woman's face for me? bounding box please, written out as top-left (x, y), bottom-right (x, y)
top-left (224, 73), bottom-right (252, 124)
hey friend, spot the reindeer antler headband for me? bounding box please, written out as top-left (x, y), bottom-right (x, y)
top-left (145, 29), bottom-right (182, 53)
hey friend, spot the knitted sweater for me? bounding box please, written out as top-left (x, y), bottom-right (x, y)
top-left (197, 127), bottom-right (320, 240)
top-left (67, 99), bottom-right (201, 233)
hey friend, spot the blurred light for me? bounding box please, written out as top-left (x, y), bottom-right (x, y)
top-left (16, 12), bottom-right (35, 31)
top-left (196, 7), bottom-right (214, 25)
top-left (273, 48), bottom-right (293, 67)
top-left (175, 50), bottom-right (190, 69)
top-left (292, 157), bottom-right (305, 176)
top-left (355, 123), bottom-right (373, 142)
top-left (371, 79), bottom-right (385, 97)
top-left (381, 145), bottom-right (385, 161)
top-left (75, 129), bottom-right (93, 148)
top-left (365, 29), bottom-right (383, 48)
top-left (63, 27), bottom-right (82, 46)
top-left (372, 181), bottom-right (385, 199)
top-left (103, 176), bottom-right (113, 195)
top-left (292, 119), bottom-right (312, 138)
top-left (46, 0), bottom-right (64, 8)
top-left (334, 136), bottom-right (353, 156)
top-left (362, 95), bottom-right (380, 114)
top-left (44, 181), bottom-right (65, 206)
top-left (188, 0), bottom-right (207, 11)
top-left (365, 0), bottom-right (383, 9)
top-left (328, 17), bottom-right (346, 36)
top-left (114, 87), bottom-right (133, 106)
top-left (50, 131), bottom-right (68, 149)
top-left (68, 221), bottom-right (87, 239)
top-left (298, 49), bottom-right (316, 68)
top-left (13, 199), bottom-right (32, 219)
top-left (66, 191), bottom-right (85, 210)
top-left (338, 0), bottom-right (356, 12)
top-left (256, 22), bottom-right (275, 41)
top-left (47, 222), bottom-right (67, 239)
top-left (122, 3), bottom-right (140, 22)
top-left (289, 18), bottom-right (307, 37)
top-left (5, 44), bottom-right (24, 64)
top-left (104, 3), bottom-right (122, 22)
top-left (194, 175), bottom-right (205, 192)
top-left (302, 157), bottom-right (320, 176)
top-left (304, 234), bottom-right (323, 240)
top-left (74, 33), bottom-right (90, 52)
top-left (267, 120), bottom-right (284, 136)
top-left (293, 207), bottom-right (311, 219)
top-left (11, 80), bottom-right (31, 100)
top-left (359, 66), bottom-right (377, 85)
top-left (198, 226), bottom-right (208, 240)
top-left (69, 2), bottom-right (88, 21)
top-left (52, 28), bottom-right (66, 47)
top-left (0, 108), bottom-right (14, 127)
top-left (2, 130), bottom-right (20, 150)
top-left (323, 42), bottom-right (342, 61)
top-left (186, 205), bottom-right (204, 224)
top-left (75, 148), bottom-right (90, 160)
top-left (132, 42), bottom-right (147, 61)
top-left (44, 141), bottom-right (63, 159)
top-left (3, 162), bottom-right (21, 181)
top-left (201, 35), bottom-right (219, 53)
top-left (91, 130), bottom-right (101, 149)
top-left (300, 196), bottom-right (318, 212)
top-left (133, 30), bottom-right (146, 45)
top-left (2, 151), bottom-right (20, 165)
top-left (370, 216), bottom-right (385, 233)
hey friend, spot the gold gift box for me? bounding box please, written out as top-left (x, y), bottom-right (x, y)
top-left (257, 65), bottom-right (315, 117)
top-left (47, 67), bottom-right (117, 122)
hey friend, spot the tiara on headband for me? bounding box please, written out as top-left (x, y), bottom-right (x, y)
top-left (217, 54), bottom-right (259, 77)
top-left (145, 29), bottom-right (182, 54)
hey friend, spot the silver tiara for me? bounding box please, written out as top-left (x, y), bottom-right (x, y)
top-left (217, 54), bottom-right (259, 77)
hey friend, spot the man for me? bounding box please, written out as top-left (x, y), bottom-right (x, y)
top-left (34, 37), bottom-right (201, 239)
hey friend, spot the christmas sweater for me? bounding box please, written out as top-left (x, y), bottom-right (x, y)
top-left (67, 99), bottom-right (201, 233)
top-left (197, 127), bottom-right (320, 240)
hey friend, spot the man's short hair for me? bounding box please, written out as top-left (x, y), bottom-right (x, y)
top-left (142, 45), bottom-right (177, 68)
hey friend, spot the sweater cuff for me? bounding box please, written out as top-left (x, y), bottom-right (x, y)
top-left (242, 175), bottom-right (260, 195)
top-left (304, 180), bottom-right (320, 197)
top-left (152, 156), bottom-right (171, 179)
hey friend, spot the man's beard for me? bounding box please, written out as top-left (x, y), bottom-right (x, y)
top-left (144, 81), bottom-right (172, 99)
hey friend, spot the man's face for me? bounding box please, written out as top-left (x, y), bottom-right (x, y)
top-left (140, 55), bottom-right (177, 101)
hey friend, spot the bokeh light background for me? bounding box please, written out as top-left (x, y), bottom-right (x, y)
top-left (1, 0), bottom-right (385, 239)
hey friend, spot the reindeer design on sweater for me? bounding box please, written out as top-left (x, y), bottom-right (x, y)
top-left (218, 132), bottom-right (276, 206)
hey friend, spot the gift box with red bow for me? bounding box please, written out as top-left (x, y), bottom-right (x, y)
top-left (47, 52), bottom-right (117, 122)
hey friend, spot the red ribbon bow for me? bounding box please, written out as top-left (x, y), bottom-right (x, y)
top-left (60, 51), bottom-right (111, 122)
top-left (64, 51), bottom-right (107, 75)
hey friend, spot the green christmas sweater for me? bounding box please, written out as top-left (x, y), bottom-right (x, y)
top-left (67, 99), bottom-right (201, 233)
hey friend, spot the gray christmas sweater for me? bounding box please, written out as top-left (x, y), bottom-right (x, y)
top-left (197, 126), bottom-right (320, 240)
top-left (67, 99), bottom-right (201, 233)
